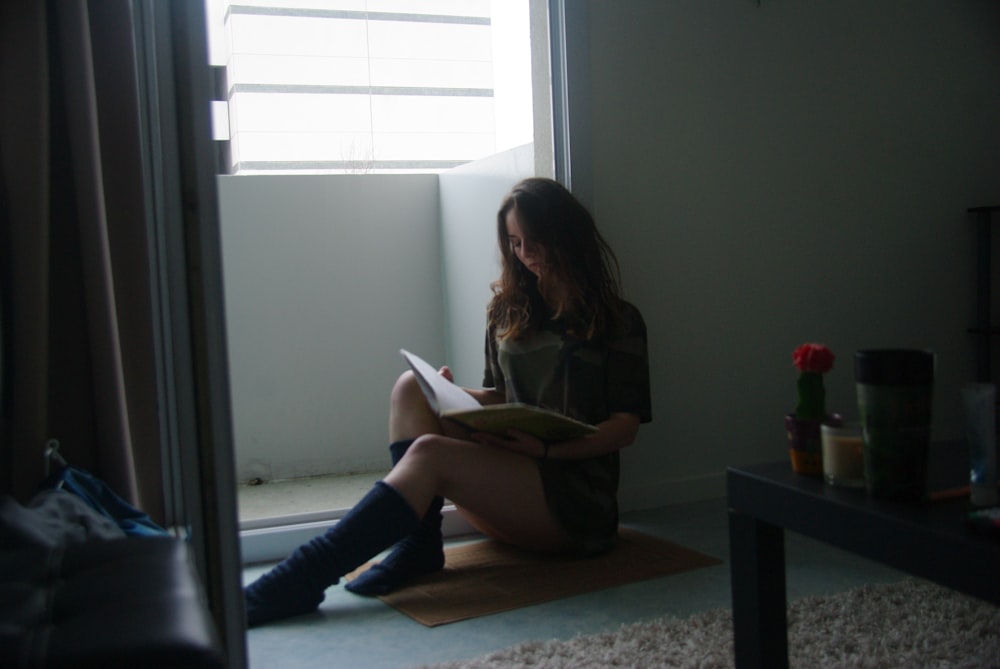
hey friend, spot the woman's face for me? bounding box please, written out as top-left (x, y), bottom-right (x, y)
top-left (505, 208), bottom-right (544, 277)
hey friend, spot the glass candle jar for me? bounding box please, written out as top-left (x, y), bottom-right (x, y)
top-left (821, 422), bottom-right (866, 488)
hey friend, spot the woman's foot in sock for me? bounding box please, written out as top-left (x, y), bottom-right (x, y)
top-left (244, 562), bottom-right (329, 627)
top-left (344, 533), bottom-right (445, 596)
top-left (244, 481), bottom-right (421, 625)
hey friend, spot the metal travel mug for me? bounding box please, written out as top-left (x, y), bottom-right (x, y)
top-left (855, 349), bottom-right (935, 502)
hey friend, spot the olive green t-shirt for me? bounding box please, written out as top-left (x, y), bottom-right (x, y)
top-left (483, 301), bottom-right (652, 554)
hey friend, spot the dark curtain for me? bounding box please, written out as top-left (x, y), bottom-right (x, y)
top-left (1, 2), bottom-right (246, 666)
top-left (0, 0), bottom-right (163, 519)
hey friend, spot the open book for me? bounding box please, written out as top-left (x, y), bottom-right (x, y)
top-left (400, 349), bottom-right (598, 442)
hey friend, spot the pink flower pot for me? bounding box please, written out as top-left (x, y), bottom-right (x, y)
top-left (785, 413), bottom-right (842, 476)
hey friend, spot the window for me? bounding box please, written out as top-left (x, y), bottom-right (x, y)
top-left (205, 1), bottom-right (534, 174)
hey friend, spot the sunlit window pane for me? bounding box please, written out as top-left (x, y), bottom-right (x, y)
top-left (232, 54), bottom-right (370, 87)
top-left (211, 101), bottom-right (230, 140)
top-left (230, 16), bottom-right (370, 58)
top-left (232, 93), bottom-right (372, 132)
top-left (207, 0), bottom-right (531, 174)
top-left (368, 58), bottom-right (492, 89)
top-left (371, 96), bottom-right (494, 134)
top-left (367, 22), bottom-right (492, 61)
top-left (365, 0), bottom-right (490, 16)
top-left (372, 132), bottom-right (496, 162)
top-left (236, 131), bottom-right (373, 162)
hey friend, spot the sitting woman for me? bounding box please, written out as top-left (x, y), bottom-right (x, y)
top-left (244, 177), bottom-right (652, 627)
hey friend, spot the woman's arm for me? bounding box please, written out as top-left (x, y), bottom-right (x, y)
top-left (463, 387), bottom-right (507, 406)
top-left (471, 411), bottom-right (640, 460)
top-left (436, 366), bottom-right (505, 407)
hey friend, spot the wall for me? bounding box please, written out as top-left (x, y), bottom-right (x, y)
top-left (218, 175), bottom-right (444, 481)
top-left (582, 0), bottom-right (1000, 508)
top-left (438, 144), bottom-right (536, 387)
top-left (220, 1), bottom-right (1000, 513)
top-left (219, 157), bottom-right (536, 484)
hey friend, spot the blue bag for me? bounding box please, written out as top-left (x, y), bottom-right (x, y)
top-left (41, 440), bottom-right (169, 537)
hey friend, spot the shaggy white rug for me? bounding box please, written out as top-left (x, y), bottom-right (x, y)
top-left (417, 579), bottom-right (1000, 669)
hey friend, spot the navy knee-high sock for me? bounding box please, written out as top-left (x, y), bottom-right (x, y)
top-left (244, 480), bottom-right (419, 627)
top-left (345, 439), bottom-right (445, 596)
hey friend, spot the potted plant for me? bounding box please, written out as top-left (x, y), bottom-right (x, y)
top-left (785, 343), bottom-right (839, 475)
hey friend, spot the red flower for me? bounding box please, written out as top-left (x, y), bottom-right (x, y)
top-left (793, 343), bottom-right (835, 374)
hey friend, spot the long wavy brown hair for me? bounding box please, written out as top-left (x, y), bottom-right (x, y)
top-left (488, 178), bottom-right (624, 341)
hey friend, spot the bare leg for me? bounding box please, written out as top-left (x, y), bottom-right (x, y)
top-left (245, 372), bottom-right (574, 623)
top-left (348, 371), bottom-right (571, 599)
top-left (388, 370), bottom-right (464, 442)
top-left (384, 435), bottom-right (573, 553)
top-left (345, 372), bottom-right (460, 596)
top-left (386, 370), bottom-right (572, 551)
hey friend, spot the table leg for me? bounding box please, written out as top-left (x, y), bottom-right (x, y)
top-left (729, 509), bottom-right (788, 669)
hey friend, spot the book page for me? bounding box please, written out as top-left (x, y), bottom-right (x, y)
top-left (400, 349), bottom-right (482, 414)
top-left (443, 404), bottom-right (597, 441)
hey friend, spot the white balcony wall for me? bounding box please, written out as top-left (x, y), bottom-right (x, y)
top-left (219, 174), bottom-right (445, 482)
top-left (438, 146), bottom-right (536, 387)
top-left (219, 144), bottom-right (533, 485)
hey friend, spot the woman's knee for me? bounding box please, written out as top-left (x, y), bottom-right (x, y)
top-left (395, 435), bottom-right (470, 487)
top-left (385, 435), bottom-right (452, 495)
top-left (399, 434), bottom-right (446, 464)
top-left (390, 371), bottom-right (423, 408)
top-left (389, 372), bottom-right (441, 440)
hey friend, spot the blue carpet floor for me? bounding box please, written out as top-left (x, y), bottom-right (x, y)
top-left (242, 497), bottom-right (904, 669)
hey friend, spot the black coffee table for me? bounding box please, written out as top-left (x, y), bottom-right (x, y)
top-left (727, 444), bottom-right (1000, 669)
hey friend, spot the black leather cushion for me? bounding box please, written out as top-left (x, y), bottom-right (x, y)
top-left (0, 537), bottom-right (224, 668)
